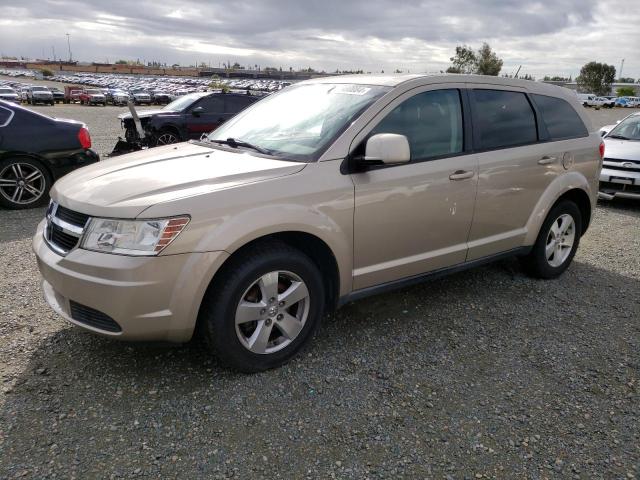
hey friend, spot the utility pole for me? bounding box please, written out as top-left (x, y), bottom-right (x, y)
top-left (51, 45), bottom-right (56, 62)
top-left (619, 59), bottom-right (625, 81)
top-left (66, 33), bottom-right (72, 62)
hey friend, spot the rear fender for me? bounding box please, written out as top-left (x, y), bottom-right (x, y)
top-left (523, 172), bottom-right (594, 245)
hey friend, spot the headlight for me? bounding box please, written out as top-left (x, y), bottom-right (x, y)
top-left (81, 217), bottom-right (190, 256)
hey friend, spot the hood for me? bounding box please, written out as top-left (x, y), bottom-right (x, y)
top-left (51, 142), bottom-right (306, 218)
top-left (603, 137), bottom-right (640, 161)
top-left (118, 109), bottom-right (168, 120)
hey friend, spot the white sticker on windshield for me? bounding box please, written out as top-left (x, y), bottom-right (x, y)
top-left (331, 85), bottom-right (372, 96)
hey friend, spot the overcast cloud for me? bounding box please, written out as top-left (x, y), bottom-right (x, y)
top-left (1, 0), bottom-right (638, 78)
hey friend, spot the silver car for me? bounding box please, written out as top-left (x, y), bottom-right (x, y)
top-left (599, 112), bottom-right (640, 200)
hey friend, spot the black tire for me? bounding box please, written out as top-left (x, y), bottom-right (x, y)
top-left (199, 241), bottom-right (325, 372)
top-left (0, 157), bottom-right (52, 210)
top-left (520, 200), bottom-right (582, 279)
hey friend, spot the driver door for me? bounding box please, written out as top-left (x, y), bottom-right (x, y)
top-left (351, 86), bottom-right (478, 290)
top-left (186, 96), bottom-right (225, 138)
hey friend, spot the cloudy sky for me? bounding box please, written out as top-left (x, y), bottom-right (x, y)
top-left (1, 0), bottom-right (638, 79)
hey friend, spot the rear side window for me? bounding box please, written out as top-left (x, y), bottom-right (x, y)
top-left (224, 96), bottom-right (254, 113)
top-left (371, 89), bottom-right (463, 161)
top-left (472, 89), bottom-right (537, 150)
top-left (195, 96), bottom-right (224, 113)
top-left (532, 94), bottom-right (588, 140)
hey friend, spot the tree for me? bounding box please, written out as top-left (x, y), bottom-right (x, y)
top-left (576, 62), bottom-right (616, 96)
top-left (39, 68), bottom-right (53, 77)
top-left (475, 43), bottom-right (503, 75)
top-left (447, 45), bottom-right (477, 74)
top-left (115, 59), bottom-right (128, 65)
top-left (446, 43), bottom-right (503, 76)
top-left (616, 86), bottom-right (635, 97)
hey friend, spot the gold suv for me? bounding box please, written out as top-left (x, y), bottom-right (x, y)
top-left (33, 75), bottom-right (603, 371)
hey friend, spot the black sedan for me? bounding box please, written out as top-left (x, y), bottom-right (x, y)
top-left (0, 100), bottom-right (99, 209)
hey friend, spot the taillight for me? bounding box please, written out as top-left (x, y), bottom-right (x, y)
top-left (78, 126), bottom-right (91, 149)
top-left (598, 141), bottom-right (605, 159)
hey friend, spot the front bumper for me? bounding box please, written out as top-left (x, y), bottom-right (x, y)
top-left (33, 220), bottom-right (229, 342)
top-left (599, 166), bottom-right (640, 200)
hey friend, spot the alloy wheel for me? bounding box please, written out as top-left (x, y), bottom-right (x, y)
top-left (235, 271), bottom-right (310, 355)
top-left (0, 162), bottom-right (47, 205)
top-left (545, 214), bottom-right (575, 267)
top-left (156, 132), bottom-right (179, 145)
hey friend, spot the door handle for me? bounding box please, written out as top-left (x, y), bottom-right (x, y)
top-left (538, 155), bottom-right (557, 165)
top-left (449, 170), bottom-right (474, 181)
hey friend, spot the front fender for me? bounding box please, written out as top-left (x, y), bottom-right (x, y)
top-left (523, 171), bottom-right (595, 245)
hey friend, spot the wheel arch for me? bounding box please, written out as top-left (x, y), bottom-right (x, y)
top-left (198, 231), bottom-right (341, 319)
top-left (0, 151), bottom-right (54, 180)
top-left (524, 172), bottom-right (595, 245)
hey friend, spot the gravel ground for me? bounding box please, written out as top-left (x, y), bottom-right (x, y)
top-left (0, 105), bottom-right (639, 478)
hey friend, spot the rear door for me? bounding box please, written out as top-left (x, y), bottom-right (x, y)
top-left (465, 87), bottom-right (564, 260)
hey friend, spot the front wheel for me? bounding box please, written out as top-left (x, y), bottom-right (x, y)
top-left (199, 242), bottom-right (325, 372)
top-left (0, 158), bottom-right (52, 209)
top-left (520, 200), bottom-right (582, 279)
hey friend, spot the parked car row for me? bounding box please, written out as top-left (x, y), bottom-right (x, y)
top-left (577, 93), bottom-right (640, 108)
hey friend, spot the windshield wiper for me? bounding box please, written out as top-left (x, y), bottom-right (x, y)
top-left (208, 138), bottom-right (272, 155)
top-left (607, 134), bottom-right (630, 140)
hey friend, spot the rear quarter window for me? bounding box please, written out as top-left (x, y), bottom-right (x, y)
top-left (471, 89), bottom-right (537, 150)
top-left (0, 106), bottom-right (13, 127)
top-left (532, 94), bottom-right (588, 140)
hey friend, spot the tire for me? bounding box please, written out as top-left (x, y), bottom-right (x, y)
top-left (520, 200), bottom-right (582, 279)
top-left (199, 241), bottom-right (325, 372)
top-left (154, 128), bottom-right (180, 146)
top-left (0, 157), bottom-right (52, 209)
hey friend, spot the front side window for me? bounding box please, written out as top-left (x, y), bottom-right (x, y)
top-left (472, 89), bottom-right (537, 150)
top-left (208, 83), bottom-right (390, 162)
top-left (370, 89), bottom-right (463, 161)
top-left (532, 94), bottom-right (587, 140)
top-left (224, 95), bottom-right (254, 113)
top-left (0, 106), bottom-right (12, 126)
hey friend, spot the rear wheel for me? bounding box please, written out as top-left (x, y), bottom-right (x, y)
top-left (520, 200), bottom-right (582, 279)
top-left (199, 242), bottom-right (325, 372)
top-left (0, 158), bottom-right (51, 209)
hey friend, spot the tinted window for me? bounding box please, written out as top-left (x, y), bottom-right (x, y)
top-left (532, 94), bottom-right (588, 140)
top-left (0, 106), bottom-right (11, 126)
top-left (371, 89), bottom-right (463, 161)
top-left (225, 95), bottom-right (254, 113)
top-left (195, 96), bottom-right (224, 113)
top-left (472, 90), bottom-right (537, 149)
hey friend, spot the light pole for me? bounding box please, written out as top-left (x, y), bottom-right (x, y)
top-left (66, 33), bottom-right (72, 62)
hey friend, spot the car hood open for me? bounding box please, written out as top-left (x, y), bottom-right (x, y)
top-left (51, 142), bottom-right (306, 218)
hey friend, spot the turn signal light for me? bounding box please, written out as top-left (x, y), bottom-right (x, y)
top-left (598, 141), bottom-right (605, 159)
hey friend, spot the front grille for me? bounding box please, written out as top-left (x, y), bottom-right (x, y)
top-left (603, 158), bottom-right (640, 173)
top-left (50, 224), bottom-right (79, 251)
top-left (56, 205), bottom-right (90, 228)
top-left (44, 202), bottom-right (89, 255)
top-left (69, 301), bottom-right (121, 333)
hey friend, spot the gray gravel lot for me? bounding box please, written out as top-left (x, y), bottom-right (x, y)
top-left (0, 104), bottom-right (639, 478)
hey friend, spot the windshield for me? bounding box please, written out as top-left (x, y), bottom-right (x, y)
top-left (207, 83), bottom-right (390, 161)
top-left (163, 93), bottom-right (205, 111)
top-left (86, 89), bottom-right (102, 94)
top-left (0, 88), bottom-right (15, 93)
top-left (32, 87), bottom-right (49, 92)
top-left (608, 115), bottom-right (640, 140)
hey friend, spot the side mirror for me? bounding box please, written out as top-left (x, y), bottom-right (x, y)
top-left (616, 120), bottom-right (621, 124)
top-left (600, 130), bottom-right (608, 137)
top-left (364, 133), bottom-right (410, 165)
top-left (191, 106), bottom-right (204, 116)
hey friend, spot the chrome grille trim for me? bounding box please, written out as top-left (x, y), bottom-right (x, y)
top-left (43, 201), bottom-right (87, 256)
